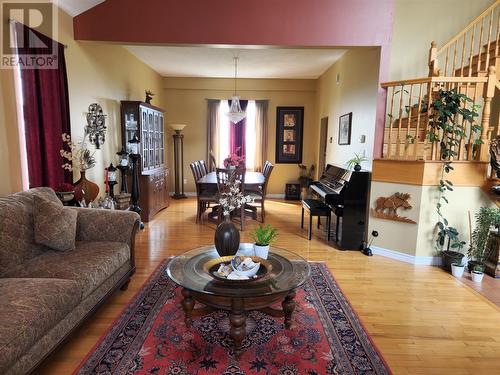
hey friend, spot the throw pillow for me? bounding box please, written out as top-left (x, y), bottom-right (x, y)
top-left (33, 195), bottom-right (77, 251)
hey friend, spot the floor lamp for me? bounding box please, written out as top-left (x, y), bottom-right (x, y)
top-left (171, 123), bottom-right (187, 199)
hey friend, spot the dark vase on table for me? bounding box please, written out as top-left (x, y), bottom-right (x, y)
top-left (354, 164), bottom-right (362, 172)
top-left (214, 215), bottom-right (240, 257)
top-left (73, 170), bottom-right (99, 205)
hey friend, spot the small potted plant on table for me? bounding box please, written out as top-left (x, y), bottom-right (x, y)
top-left (346, 152), bottom-right (368, 171)
top-left (250, 224), bottom-right (279, 259)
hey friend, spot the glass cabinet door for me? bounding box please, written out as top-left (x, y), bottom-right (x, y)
top-left (124, 106), bottom-right (139, 154)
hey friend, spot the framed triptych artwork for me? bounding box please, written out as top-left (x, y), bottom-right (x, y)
top-left (275, 106), bottom-right (304, 163)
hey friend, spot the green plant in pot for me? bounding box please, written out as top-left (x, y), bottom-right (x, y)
top-left (427, 88), bottom-right (481, 270)
top-left (346, 152), bottom-right (368, 171)
top-left (250, 224), bottom-right (278, 259)
top-left (467, 207), bottom-right (500, 280)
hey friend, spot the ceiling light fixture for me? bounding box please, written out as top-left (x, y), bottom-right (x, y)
top-left (227, 56), bottom-right (246, 124)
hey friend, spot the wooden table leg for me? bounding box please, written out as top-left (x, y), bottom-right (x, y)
top-left (229, 297), bottom-right (246, 359)
top-left (282, 290), bottom-right (296, 329)
top-left (181, 288), bottom-right (195, 328)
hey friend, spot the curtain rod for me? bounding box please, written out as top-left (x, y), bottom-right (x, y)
top-left (8, 18), bottom-right (68, 48)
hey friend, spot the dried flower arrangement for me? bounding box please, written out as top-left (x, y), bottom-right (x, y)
top-left (60, 133), bottom-right (96, 172)
top-left (218, 171), bottom-right (253, 217)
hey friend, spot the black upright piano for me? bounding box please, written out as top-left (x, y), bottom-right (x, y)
top-left (310, 164), bottom-right (371, 250)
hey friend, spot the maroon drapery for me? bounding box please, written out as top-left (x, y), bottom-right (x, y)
top-left (16, 22), bottom-right (72, 189)
top-left (229, 99), bottom-right (248, 162)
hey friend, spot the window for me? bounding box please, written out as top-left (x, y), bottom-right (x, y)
top-left (218, 100), bottom-right (256, 170)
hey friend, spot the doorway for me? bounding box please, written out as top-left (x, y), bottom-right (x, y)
top-left (318, 117), bottom-right (328, 174)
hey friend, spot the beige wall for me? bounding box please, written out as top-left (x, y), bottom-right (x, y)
top-left (316, 48), bottom-right (381, 170)
top-left (0, 8), bottom-right (164, 196)
top-left (390, 0), bottom-right (494, 81)
top-left (162, 77), bottom-right (318, 194)
top-left (369, 181), bottom-right (495, 258)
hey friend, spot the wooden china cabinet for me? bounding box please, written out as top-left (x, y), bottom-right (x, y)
top-left (121, 101), bottom-right (170, 222)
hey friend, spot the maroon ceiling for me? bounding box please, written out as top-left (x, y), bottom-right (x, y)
top-left (73, 0), bottom-right (394, 157)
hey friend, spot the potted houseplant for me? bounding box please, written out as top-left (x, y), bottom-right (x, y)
top-left (450, 259), bottom-right (465, 278)
top-left (346, 152), bottom-right (368, 171)
top-left (467, 207), bottom-right (500, 275)
top-left (471, 264), bottom-right (484, 282)
top-left (250, 224), bottom-right (279, 259)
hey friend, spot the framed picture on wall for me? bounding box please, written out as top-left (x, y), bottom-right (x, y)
top-left (338, 112), bottom-right (352, 145)
top-left (275, 106), bottom-right (304, 163)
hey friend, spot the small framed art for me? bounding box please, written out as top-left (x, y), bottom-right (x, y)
top-left (338, 112), bottom-right (352, 145)
top-left (275, 106), bottom-right (304, 163)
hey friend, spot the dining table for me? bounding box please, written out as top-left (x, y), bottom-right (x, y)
top-left (197, 171), bottom-right (265, 225)
top-left (197, 171), bottom-right (265, 188)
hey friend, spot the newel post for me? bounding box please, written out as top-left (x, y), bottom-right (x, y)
top-left (428, 41), bottom-right (439, 77)
top-left (478, 66), bottom-right (496, 161)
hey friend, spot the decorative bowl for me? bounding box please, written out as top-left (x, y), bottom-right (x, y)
top-left (203, 256), bottom-right (272, 283)
top-left (230, 256), bottom-right (260, 277)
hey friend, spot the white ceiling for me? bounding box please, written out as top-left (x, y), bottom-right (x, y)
top-left (124, 46), bottom-right (347, 79)
top-left (57, 0), bottom-right (104, 17)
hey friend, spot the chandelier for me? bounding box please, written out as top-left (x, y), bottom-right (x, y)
top-left (227, 56), bottom-right (246, 124)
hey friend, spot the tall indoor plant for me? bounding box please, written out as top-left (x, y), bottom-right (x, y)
top-left (427, 89), bottom-right (480, 269)
top-left (467, 207), bottom-right (500, 274)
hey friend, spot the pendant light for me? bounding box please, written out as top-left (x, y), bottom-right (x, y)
top-left (227, 56), bottom-right (246, 124)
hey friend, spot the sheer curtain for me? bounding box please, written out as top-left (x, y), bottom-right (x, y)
top-left (254, 100), bottom-right (269, 172)
top-left (207, 99), bottom-right (220, 171)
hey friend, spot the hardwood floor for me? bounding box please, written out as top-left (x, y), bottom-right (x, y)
top-left (38, 198), bottom-right (500, 375)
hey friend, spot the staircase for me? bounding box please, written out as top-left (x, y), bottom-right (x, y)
top-left (381, 0), bottom-right (500, 163)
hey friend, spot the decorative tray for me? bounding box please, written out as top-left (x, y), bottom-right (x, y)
top-left (203, 255), bottom-right (273, 283)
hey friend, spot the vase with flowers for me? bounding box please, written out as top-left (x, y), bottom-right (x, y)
top-left (60, 133), bottom-right (98, 205)
top-left (223, 150), bottom-right (245, 170)
top-left (215, 171), bottom-right (253, 256)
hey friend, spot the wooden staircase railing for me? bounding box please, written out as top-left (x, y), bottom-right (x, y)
top-left (380, 69), bottom-right (497, 162)
top-left (429, 0), bottom-right (500, 77)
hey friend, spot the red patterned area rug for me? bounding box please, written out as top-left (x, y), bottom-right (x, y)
top-left (74, 260), bottom-right (391, 375)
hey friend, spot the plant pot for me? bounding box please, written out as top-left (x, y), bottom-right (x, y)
top-left (467, 260), bottom-right (482, 273)
top-left (471, 271), bottom-right (484, 282)
top-left (451, 263), bottom-right (465, 278)
top-left (441, 250), bottom-right (464, 272)
top-left (214, 217), bottom-right (240, 257)
top-left (354, 164), bottom-right (362, 172)
top-left (254, 244), bottom-right (270, 259)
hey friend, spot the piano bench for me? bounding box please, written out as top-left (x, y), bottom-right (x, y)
top-left (301, 199), bottom-right (331, 241)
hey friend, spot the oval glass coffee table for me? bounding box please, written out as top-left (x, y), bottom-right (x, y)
top-left (166, 243), bottom-right (311, 359)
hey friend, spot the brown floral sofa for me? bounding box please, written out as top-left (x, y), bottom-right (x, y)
top-left (0, 187), bottom-right (140, 375)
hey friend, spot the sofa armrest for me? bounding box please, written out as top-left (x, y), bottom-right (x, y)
top-left (71, 208), bottom-right (141, 246)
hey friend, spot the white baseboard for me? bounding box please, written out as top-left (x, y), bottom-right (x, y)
top-left (371, 246), bottom-right (442, 266)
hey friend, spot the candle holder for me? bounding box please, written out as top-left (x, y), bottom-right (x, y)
top-left (116, 147), bottom-right (130, 193)
top-left (128, 134), bottom-right (144, 229)
top-left (107, 163), bottom-right (118, 199)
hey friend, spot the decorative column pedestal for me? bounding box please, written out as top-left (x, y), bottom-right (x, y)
top-left (171, 123), bottom-right (187, 199)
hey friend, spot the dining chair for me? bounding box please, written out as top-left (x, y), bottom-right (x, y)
top-left (216, 167), bottom-right (246, 230)
top-left (248, 161), bottom-right (274, 222)
top-left (199, 160), bottom-right (209, 176)
top-left (190, 162), bottom-right (217, 223)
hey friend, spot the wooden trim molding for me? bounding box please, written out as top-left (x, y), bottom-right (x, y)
top-left (372, 159), bottom-right (489, 187)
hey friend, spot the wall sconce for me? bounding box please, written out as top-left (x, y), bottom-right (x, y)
top-left (85, 103), bottom-right (107, 149)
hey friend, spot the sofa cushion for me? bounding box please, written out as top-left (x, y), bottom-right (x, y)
top-left (0, 278), bottom-right (82, 373)
top-left (1, 241), bottom-right (130, 298)
top-left (33, 195), bottom-right (77, 251)
top-left (0, 187), bottom-right (61, 276)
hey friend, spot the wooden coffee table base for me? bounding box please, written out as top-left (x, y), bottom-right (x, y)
top-left (180, 288), bottom-right (297, 359)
